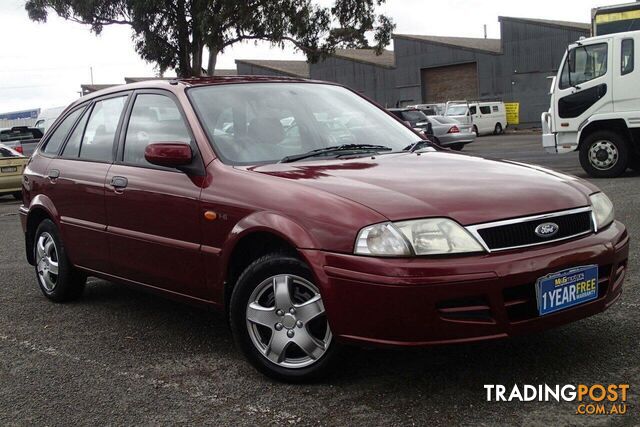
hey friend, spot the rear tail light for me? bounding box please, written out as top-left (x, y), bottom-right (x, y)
top-left (15, 145), bottom-right (23, 154)
top-left (448, 126), bottom-right (460, 134)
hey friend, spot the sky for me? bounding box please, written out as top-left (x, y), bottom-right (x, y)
top-left (0, 0), bottom-right (626, 113)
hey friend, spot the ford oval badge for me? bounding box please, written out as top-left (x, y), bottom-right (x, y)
top-left (535, 222), bottom-right (559, 238)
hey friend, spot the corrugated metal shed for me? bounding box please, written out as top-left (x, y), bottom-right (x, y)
top-left (235, 60), bottom-right (310, 78)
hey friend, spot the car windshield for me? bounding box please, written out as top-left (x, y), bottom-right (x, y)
top-left (0, 128), bottom-right (42, 142)
top-left (446, 106), bottom-right (468, 116)
top-left (0, 145), bottom-right (22, 157)
top-left (400, 110), bottom-right (428, 123)
top-left (188, 83), bottom-right (421, 165)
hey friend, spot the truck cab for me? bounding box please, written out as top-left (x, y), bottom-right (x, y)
top-left (542, 30), bottom-right (640, 177)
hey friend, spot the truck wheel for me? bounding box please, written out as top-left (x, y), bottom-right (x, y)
top-left (473, 125), bottom-right (479, 137)
top-left (579, 131), bottom-right (630, 178)
top-left (494, 123), bottom-right (503, 135)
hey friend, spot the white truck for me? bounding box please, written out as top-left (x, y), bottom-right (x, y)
top-left (542, 30), bottom-right (640, 177)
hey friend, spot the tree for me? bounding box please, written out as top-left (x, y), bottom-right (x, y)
top-left (26, 0), bottom-right (395, 77)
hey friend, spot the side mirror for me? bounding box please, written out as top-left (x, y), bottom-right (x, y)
top-left (144, 143), bottom-right (192, 168)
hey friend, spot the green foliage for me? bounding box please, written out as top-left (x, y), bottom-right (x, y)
top-left (25, 0), bottom-right (395, 77)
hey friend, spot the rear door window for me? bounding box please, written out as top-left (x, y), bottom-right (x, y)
top-left (41, 108), bottom-right (84, 155)
top-left (79, 96), bottom-right (127, 162)
top-left (480, 106), bottom-right (492, 114)
top-left (123, 94), bottom-right (191, 167)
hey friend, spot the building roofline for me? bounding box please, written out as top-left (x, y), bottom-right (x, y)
top-left (331, 49), bottom-right (396, 68)
top-left (234, 59), bottom-right (309, 78)
top-left (498, 16), bottom-right (590, 31)
top-left (392, 34), bottom-right (502, 54)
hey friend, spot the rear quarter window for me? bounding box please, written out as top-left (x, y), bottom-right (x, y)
top-left (42, 108), bottom-right (85, 155)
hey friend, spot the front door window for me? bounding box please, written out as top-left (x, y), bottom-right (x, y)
top-left (559, 43), bottom-right (608, 89)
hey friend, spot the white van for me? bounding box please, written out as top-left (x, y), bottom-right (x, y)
top-left (446, 101), bottom-right (507, 136)
top-left (34, 106), bottom-right (65, 133)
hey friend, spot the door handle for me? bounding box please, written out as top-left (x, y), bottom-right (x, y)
top-left (110, 176), bottom-right (128, 189)
top-left (48, 169), bottom-right (60, 180)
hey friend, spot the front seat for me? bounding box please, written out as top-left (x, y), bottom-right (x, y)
top-left (245, 117), bottom-right (286, 161)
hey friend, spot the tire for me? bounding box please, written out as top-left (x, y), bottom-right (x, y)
top-left (629, 154), bottom-right (640, 172)
top-left (449, 143), bottom-right (464, 151)
top-left (34, 219), bottom-right (86, 302)
top-left (230, 253), bottom-right (339, 382)
top-left (494, 123), bottom-right (503, 135)
top-left (579, 130), bottom-right (630, 178)
top-left (473, 125), bottom-right (479, 137)
top-left (12, 191), bottom-right (22, 201)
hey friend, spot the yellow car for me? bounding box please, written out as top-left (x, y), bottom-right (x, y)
top-left (0, 143), bottom-right (28, 200)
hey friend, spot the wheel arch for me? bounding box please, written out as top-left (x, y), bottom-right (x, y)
top-left (24, 197), bottom-right (58, 265)
top-left (219, 212), bottom-right (319, 312)
top-left (578, 119), bottom-right (633, 151)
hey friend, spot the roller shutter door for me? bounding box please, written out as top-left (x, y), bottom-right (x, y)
top-left (421, 63), bottom-right (478, 103)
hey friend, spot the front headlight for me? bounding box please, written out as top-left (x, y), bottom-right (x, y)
top-left (590, 192), bottom-right (614, 231)
top-left (355, 218), bottom-right (485, 256)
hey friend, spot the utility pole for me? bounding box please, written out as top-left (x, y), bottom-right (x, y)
top-left (484, 24), bottom-right (487, 39)
top-left (90, 66), bottom-right (94, 85)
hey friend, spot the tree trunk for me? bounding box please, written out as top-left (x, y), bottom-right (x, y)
top-left (207, 47), bottom-right (218, 76)
top-left (192, 39), bottom-right (203, 76)
top-left (175, 2), bottom-right (192, 77)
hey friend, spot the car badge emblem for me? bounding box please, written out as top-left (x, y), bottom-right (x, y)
top-left (535, 222), bottom-right (559, 238)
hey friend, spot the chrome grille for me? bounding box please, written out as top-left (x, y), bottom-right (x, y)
top-left (466, 207), bottom-right (593, 252)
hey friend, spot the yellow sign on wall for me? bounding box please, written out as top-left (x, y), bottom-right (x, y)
top-left (505, 102), bottom-right (520, 125)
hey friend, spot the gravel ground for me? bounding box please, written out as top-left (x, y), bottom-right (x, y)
top-left (0, 134), bottom-right (637, 426)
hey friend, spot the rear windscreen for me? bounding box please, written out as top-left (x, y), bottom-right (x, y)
top-left (0, 128), bottom-right (43, 142)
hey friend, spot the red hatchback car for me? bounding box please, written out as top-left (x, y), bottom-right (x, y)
top-left (20, 77), bottom-right (628, 381)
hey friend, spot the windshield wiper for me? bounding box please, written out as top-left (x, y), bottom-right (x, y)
top-left (279, 144), bottom-right (392, 163)
top-left (403, 140), bottom-right (433, 152)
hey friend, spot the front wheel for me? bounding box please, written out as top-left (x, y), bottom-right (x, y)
top-left (579, 131), bottom-right (630, 178)
top-left (230, 254), bottom-right (338, 382)
top-left (473, 125), bottom-right (479, 137)
top-left (34, 219), bottom-right (86, 302)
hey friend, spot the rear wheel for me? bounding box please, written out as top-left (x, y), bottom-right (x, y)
top-left (494, 123), bottom-right (503, 135)
top-left (230, 253), bottom-right (338, 382)
top-left (449, 143), bottom-right (464, 151)
top-left (34, 219), bottom-right (86, 302)
top-left (579, 130), bottom-right (630, 178)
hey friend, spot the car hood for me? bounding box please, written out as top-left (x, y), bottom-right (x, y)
top-left (242, 151), bottom-right (597, 225)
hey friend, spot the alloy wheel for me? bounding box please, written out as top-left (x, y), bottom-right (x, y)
top-left (36, 232), bottom-right (59, 292)
top-left (589, 140), bottom-right (619, 170)
top-left (245, 274), bottom-right (331, 369)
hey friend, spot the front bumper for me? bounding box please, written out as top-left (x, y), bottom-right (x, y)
top-left (301, 221), bottom-right (629, 347)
